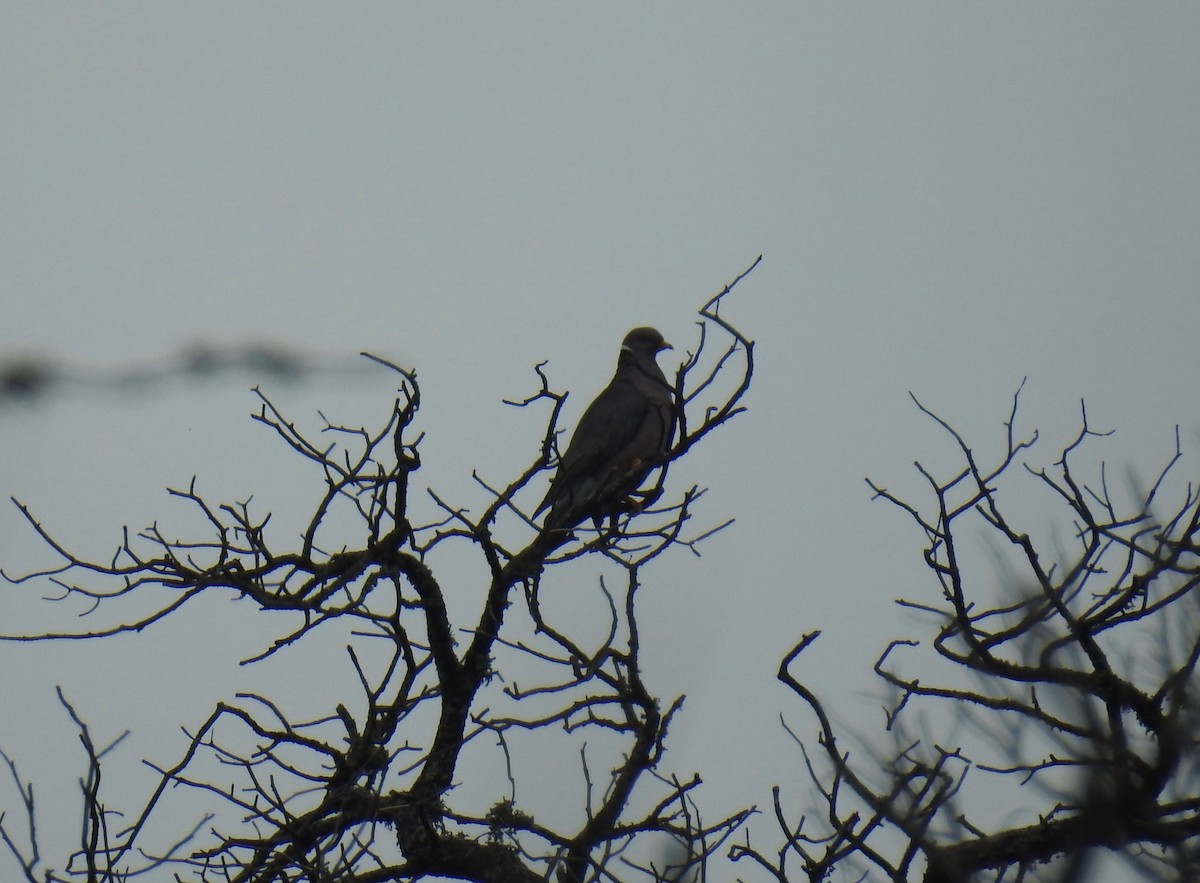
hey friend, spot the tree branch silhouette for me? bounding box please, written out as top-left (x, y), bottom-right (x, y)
top-left (1, 262), bottom-right (759, 883)
top-left (738, 385), bottom-right (1200, 882)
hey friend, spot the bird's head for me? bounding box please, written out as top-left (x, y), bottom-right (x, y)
top-left (621, 327), bottom-right (672, 359)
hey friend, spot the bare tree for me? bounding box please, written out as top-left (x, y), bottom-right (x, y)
top-left (10, 266), bottom-right (1200, 883)
top-left (735, 383), bottom-right (1200, 882)
top-left (0, 260), bottom-right (759, 883)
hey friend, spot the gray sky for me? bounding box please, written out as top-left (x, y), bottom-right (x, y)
top-left (2, 4), bottom-right (1199, 880)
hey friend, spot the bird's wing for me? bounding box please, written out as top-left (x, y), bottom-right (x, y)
top-left (537, 371), bottom-right (674, 521)
top-left (536, 377), bottom-right (642, 515)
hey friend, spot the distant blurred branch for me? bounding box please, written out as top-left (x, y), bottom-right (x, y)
top-left (0, 341), bottom-right (385, 407)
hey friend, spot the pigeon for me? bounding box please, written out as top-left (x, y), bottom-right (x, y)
top-left (536, 327), bottom-right (676, 531)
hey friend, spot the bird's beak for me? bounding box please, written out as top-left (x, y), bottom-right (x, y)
top-left (659, 341), bottom-right (673, 352)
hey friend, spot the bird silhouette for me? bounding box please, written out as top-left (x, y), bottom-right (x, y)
top-left (537, 327), bottom-right (676, 532)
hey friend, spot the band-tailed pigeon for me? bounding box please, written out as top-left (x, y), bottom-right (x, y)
top-left (536, 327), bottom-right (676, 531)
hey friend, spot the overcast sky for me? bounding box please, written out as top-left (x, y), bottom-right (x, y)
top-left (2, 5), bottom-right (1199, 880)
